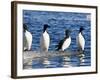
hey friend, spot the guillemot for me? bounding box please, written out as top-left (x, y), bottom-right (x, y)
top-left (40, 24), bottom-right (50, 52)
top-left (23, 24), bottom-right (32, 51)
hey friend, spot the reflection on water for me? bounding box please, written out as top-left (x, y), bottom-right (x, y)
top-left (23, 51), bottom-right (91, 69)
top-left (23, 11), bottom-right (91, 69)
top-left (62, 56), bottom-right (72, 67)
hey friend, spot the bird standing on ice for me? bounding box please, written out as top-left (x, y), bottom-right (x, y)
top-left (40, 24), bottom-right (50, 52)
top-left (23, 24), bottom-right (32, 51)
top-left (56, 30), bottom-right (71, 51)
top-left (77, 27), bottom-right (85, 53)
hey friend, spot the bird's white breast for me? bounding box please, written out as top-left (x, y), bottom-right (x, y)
top-left (77, 33), bottom-right (85, 50)
top-left (24, 30), bottom-right (32, 50)
top-left (62, 37), bottom-right (71, 51)
top-left (40, 31), bottom-right (50, 52)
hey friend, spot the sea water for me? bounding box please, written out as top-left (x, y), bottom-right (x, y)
top-left (23, 10), bottom-right (91, 69)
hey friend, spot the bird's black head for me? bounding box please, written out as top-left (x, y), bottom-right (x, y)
top-left (43, 24), bottom-right (50, 32)
top-left (65, 29), bottom-right (71, 38)
top-left (79, 27), bottom-right (84, 33)
top-left (23, 24), bottom-right (28, 32)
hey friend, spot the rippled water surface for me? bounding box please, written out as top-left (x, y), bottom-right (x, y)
top-left (23, 10), bottom-right (91, 69)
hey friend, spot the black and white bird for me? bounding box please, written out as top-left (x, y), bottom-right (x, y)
top-left (56, 30), bottom-right (71, 51)
top-left (40, 24), bottom-right (50, 52)
top-left (77, 27), bottom-right (85, 53)
top-left (23, 24), bottom-right (32, 51)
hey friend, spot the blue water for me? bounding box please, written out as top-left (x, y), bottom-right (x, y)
top-left (23, 10), bottom-right (91, 69)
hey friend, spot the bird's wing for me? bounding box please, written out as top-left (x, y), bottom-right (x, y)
top-left (56, 39), bottom-right (64, 50)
